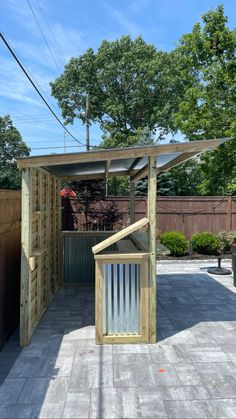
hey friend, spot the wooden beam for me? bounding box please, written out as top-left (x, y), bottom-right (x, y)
top-left (156, 152), bottom-right (197, 173)
top-left (131, 151), bottom-right (198, 182)
top-left (60, 170), bottom-right (128, 182)
top-left (92, 217), bottom-right (149, 255)
top-left (17, 138), bottom-right (230, 169)
top-left (131, 164), bottom-right (148, 183)
top-left (129, 157), bottom-right (142, 173)
top-left (147, 156), bottom-right (157, 344)
top-left (130, 178), bottom-right (135, 224)
top-left (20, 168), bottom-right (32, 347)
top-left (105, 160), bottom-right (111, 178)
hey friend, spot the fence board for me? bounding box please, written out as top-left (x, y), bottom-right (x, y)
top-left (0, 189), bottom-right (21, 349)
top-left (63, 196), bottom-right (236, 239)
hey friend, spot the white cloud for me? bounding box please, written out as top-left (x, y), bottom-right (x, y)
top-left (102, 3), bottom-right (142, 37)
top-left (51, 23), bottom-right (88, 61)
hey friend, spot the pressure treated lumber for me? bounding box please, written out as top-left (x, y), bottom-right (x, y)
top-left (129, 179), bottom-right (135, 224)
top-left (147, 155), bottom-right (157, 344)
top-left (20, 168), bottom-right (32, 347)
top-left (17, 138), bottom-right (230, 169)
top-left (92, 217), bottom-right (149, 255)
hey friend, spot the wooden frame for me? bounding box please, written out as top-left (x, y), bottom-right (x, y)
top-left (17, 138), bottom-right (229, 169)
top-left (95, 254), bottom-right (149, 344)
top-left (18, 138), bottom-right (230, 346)
top-left (20, 167), bottom-right (61, 346)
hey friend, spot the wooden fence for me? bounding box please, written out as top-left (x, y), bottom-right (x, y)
top-left (63, 195), bottom-right (236, 239)
top-left (0, 189), bottom-right (21, 349)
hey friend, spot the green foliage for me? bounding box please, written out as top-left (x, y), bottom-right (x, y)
top-left (108, 176), bottom-right (129, 196)
top-left (51, 35), bottom-right (182, 147)
top-left (218, 230), bottom-right (236, 252)
top-left (191, 232), bottom-right (221, 255)
top-left (173, 5), bottom-right (236, 195)
top-left (0, 115), bottom-right (30, 190)
top-left (160, 231), bottom-right (188, 256)
top-left (51, 6), bottom-right (236, 197)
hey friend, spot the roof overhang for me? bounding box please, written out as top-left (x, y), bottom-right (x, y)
top-left (17, 138), bottom-right (231, 182)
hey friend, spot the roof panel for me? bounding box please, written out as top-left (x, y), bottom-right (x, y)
top-left (17, 139), bottom-right (230, 179)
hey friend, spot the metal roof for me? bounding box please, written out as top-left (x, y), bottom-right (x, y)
top-left (17, 138), bottom-right (230, 181)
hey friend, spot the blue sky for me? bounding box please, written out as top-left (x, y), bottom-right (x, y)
top-left (1, 0), bottom-right (235, 155)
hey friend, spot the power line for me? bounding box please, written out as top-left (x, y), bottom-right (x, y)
top-left (37, 0), bottom-right (66, 64)
top-left (0, 31), bottom-right (85, 147)
top-left (27, 0), bottom-right (62, 73)
top-left (30, 144), bottom-right (101, 150)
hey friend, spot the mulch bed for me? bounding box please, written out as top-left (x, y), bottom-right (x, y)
top-left (156, 253), bottom-right (232, 261)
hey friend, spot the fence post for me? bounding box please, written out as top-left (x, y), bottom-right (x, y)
top-left (227, 195), bottom-right (232, 231)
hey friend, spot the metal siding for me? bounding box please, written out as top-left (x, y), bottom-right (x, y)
top-left (62, 233), bottom-right (111, 285)
top-left (103, 262), bottom-right (141, 335)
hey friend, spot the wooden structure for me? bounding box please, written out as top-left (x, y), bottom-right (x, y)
top-left (17, 138), bottom-right (229, 346)
top-left (0, 190), bottom-right (21, 349)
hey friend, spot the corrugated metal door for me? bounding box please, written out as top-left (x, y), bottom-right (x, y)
top-left (102, 263), bottom-right (140, 335)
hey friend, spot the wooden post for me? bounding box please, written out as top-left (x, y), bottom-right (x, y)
top-left (20, 168), bottom-right (32, 346)
top-left (130, 179), bottom-right (135, 224)
top-left (147, 156), bottom-right (157, 343)
top-left (227, 195), bottom-right (232, 231)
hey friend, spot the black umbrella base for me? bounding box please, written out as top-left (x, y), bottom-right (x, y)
top-left (207, 267), bottom-right (232, 275)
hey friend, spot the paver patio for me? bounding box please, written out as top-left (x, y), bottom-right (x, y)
top-left (0, 261), bottom-right (236, 418)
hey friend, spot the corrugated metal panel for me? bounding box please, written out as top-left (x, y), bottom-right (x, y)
top-left (62, 233), bottom-right (112, 285)
top-left (102, 263), bottom-right (140, 335)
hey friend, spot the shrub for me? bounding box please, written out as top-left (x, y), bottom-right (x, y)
top-left (217, 231), bottom-right (234, 253)
top-left (191, 232), bottom-right (221, 255)
top-left (160, 231), bottom-right (188, 257)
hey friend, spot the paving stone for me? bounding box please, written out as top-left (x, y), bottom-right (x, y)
top-left (165, 400), bottom-right (211, 418)
top-left (160, 385), bottom-right (210, 401)
top-left (69, 363), bottom-right (113, 389)
top-left (0, 378), bottom-right (25, 405)
top-left (18, 377), bottom-right (69, 404)
top-left (74, 342), bottom-right (112, 364)
top-left (90, 388), bottom-right (139, 418)
top-left (37, 403), bottom-right (65, 418)
top-left (63, 390), bottom-right (91, 418)
top-left (137, 388), bottom-right (168, 418)
top-left (149, 344), bottom-right (190, 364)
top-left (112, 344), bottom-right (149, 354)
top-left (206, 399), bottom-right (236, 418)
top-left (63, 326), bottom-right (95, 340)
top-left (187, 350), bottom-right (229, 363)
top-left (0, 404), bottom-right (37, 419)
top-left (174, 363), bottom-right (204, 386)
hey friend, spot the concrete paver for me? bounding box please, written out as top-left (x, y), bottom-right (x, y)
top-left (0, 261), bottom-right (236, 418)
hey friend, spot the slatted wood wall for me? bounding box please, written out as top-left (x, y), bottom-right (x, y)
top-left (0, 189), bottom-right (21, 349)
top-left (20, 168), bottom-right (61, 346)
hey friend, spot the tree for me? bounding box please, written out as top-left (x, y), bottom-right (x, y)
top-left (0, 115), bottom-right (30, 190)
top-left (172, 5), bottom-right (236, 195)
top-left (51, 36), bottom-right (182, 148)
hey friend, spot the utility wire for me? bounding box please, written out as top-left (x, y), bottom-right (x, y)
top-left (0, 31), bottom-right (85, 146)
top-left (37, 0), bottom-right (66, 64)
top-left (27, 0), bottom-right (62, 73)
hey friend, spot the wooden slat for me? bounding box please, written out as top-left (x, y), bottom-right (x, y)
top-left (131, 164), bottom-right (148, 183)
top-left (147, 156), bottom-right (157, 344)
top-left (156, 152), bottom-right (197, 173)
top-left (92, 217), bottom-right (149, 255)
top-left (20, 168), bottom-right (32, 347)
top-left (129, 179), bottom-right (135, 224)
top-left (94, 253), bottom-right (149, 261)
top-left (95, 260), bottom-right (103, 344)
